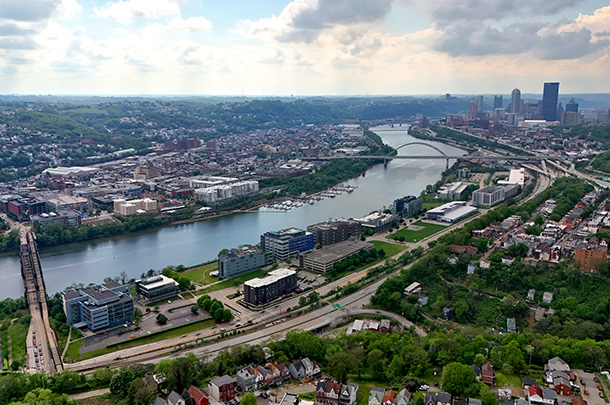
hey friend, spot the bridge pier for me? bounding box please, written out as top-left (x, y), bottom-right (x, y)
top-left (446, 158), bottom-right (449, 169)
top-left (384, 159), bottom-right (388, 168)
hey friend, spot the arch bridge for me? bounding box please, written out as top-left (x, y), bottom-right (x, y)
top-left (386, 141), bottom-right (450, 168)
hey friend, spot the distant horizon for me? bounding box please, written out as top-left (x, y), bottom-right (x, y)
top-left (1, 1), bottom-right (609, 94)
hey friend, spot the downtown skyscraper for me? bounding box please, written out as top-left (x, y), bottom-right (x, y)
top-left (542, 82), bottom-right (560, 121)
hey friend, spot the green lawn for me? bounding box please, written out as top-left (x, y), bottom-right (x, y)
top-left (371, 240), bottom-right (408, 257)
top-left (357, 384), bottom-right (372, 405)
top-left (299, 392), bottom-right (316, 401)
top-left (422, 202), bottom-right (442, 210)
top-left (181, 263), bottom-right (219, 285)
top-left (388, 221), bottom-right (447, 242)
top-left (8, 321), bottom-right (28, 365)
top-left (64, 339), bottom-right (84, 360)
top-left (204, 269), bottom-right (269, 292)
top-left (496, 370), bottom-right (523, 388)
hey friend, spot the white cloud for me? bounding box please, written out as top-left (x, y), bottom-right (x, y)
top-left (170, 16), bottom-right (212, 33)
top-left (95, 0), bottom-right (180, 24)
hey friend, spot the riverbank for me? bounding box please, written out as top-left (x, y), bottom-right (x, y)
top-left (0, 127), bottom-right (467, 298)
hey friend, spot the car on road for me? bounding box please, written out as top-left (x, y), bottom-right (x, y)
top-left (419, 385), bottom-right (429, 391)
top-left (600, 392), bottom-right (604, 398)
top-left (585, 390), bottom-right (589, 396)
top-left (581, 379), bottom-right (586, 385)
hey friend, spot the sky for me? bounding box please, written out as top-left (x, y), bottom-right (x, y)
top-left (1, 0), bottom-right (610, 96)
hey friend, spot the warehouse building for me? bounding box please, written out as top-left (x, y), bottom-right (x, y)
top-left (299, 240), bottom-right (374, 273)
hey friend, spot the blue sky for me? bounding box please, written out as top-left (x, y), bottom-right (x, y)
top-left (1, 0), bottom-right (609, 95)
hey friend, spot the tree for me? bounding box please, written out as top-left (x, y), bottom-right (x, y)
top-left (442, 362), bottom-right (479, 398)
top-left (191, 305), bottom-right (199, 314)
top-left (241, 392), bottom-right (258, 405)
top-left (156, 313), bottom-right (168, 325)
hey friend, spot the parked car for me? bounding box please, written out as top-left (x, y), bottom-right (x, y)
top-left (581, 379), bottom-right (586, 385)
top-left (594, 377), bottom-right (599, 382)
top-left (419, 385), bottom-right (429, 391)
top-left (585, 390), bottom-right (589, 396)
top-left (600, 393), bottom-right (604, 398)
top-left (598, 385), bottom-right (602, 390)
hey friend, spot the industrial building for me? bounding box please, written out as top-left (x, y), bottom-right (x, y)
top-left (135, 275), bottom-right (179, 301)
top-left (218, 246), bottom-right (268, 279)
top-left (244, 268), bottom-right (297, 305)
top-left (46, 194), bottom-right (90, 213)
top-left (352, 212), bottom-right (398, 233)
top-left (472, 185), bottom-right (519, 207)
top-left (113, 198), bottom-right (159, 216)
top-left (307, 220), bottom-right (361, 247)
top-left (261, 228), bottom-right (314, 262)
top-left (31, 210), bottom-right (81, 228)
top-left (299, 240), bottom-right (374, 273)
top-left (62, 281), bottom-right (133, 331)
top-left (0, 196), bottom-right (47, 221)
top-left (393, 195), bottom-right (423, 217)
top-left (426, 201), bottom-right (478, 223)
top-left (437, 182), bottom-right (469, 200)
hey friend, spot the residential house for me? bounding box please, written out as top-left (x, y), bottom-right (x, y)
top-left (257, 365), bottom-right (271, 386)
top-left (453, 399), bottom-right (468, 405)
top-left (546, 357), bottom-right (570, 373)
top-left (208, 375), bottom-right (237, 402)
top-left (481, 361), bottom-right (496, 385)
top-left (426, 393), bottom-right (452, 405)
top-left (289, 360), bottom-right (306, 381)
top-left (451, 245), bottom-right (478, 255)
top-left (480, 260), bottom-right (490, 269)
top-left (471, 364), bottom-right (481, 380)
top-left (552, 376), bottom-right (571, 396)
top-left (541, 389), bottom-right (557, 405)
top-left (571, 398), bottom-right (587, 405)
top-left (236, 365), bottom-right (264, 391)
top-left (502, 256), bottom-right (516, 265)
top-left (168, 391), bottom-right (185, 405)
top-left (527, 289), bottom-right (536, 301)
top-left (542, 292), bottom-right (554, 304)
top-left (404, 282), bottom-right (422, 296)
top-left (380, 319), bottom-right (391, 334)
top-left (154, 398), bottom-right (168, 405)
top-left (265, 363), bottom-right (282, 385)
top-left (396, 389), bottom-right (411, 405)
top-left (301, 357), bottom-right (322, 380)
top-left (369, 387), bottom-right (386, 405)
top-left (188, 386), bottom-right (208, 405)
top-left (467, 263), bottom-right (477, 274)
top-left (339, 383), bottom-right (359, 405)
top-left (527, 386), bottom-right (554, 405)
top-left (383, 390), bottom-right (397, 405)
top-left (315, 379), bottom-right (342, 405)
top-left (507, 318), bottom-right (517, 333)
top-left (523, 378), bottom-right (536, 390)
top-left (469, 399), bottom-right (482, 405)
top-left (276, 362), bottom-right (291, 383)
top-left (546, 371), bottom-right (570, 385)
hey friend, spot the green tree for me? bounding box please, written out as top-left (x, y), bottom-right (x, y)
top-left (442, 362), bottom-right (479, 397)
top-left (156, 313), bottom-right (168, 325)
top-left (241, 392), bottom-right (258, 405)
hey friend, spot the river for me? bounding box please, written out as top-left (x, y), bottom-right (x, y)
top-left (0, 126), bottom-right (465, 298)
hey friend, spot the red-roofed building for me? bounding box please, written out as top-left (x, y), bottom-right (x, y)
top-left (188, 386), bottom-right (208, 405)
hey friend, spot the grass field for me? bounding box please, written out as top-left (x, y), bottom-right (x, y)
top-left (65, 318), bottom-right (216, 363)
top-left (495, 370), bottom-right (525, 388)
top-left (8, 321), bottom-right (28, 365)
top-left (388, 221), bottom-right (447, 242)
top-left (371, 240), bottom-right (408, 257)
top-left (204, 269), bottom-right (269, 292)
top-left (181, 263), bottom-right (219, 285)
top-left (422, 202), bottom-right (442, 210)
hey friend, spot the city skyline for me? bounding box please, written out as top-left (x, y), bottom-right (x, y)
top-left (1, 0), bottom-right (610, 95)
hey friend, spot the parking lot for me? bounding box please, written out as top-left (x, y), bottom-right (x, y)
top-left (575, 369), bottom-right (607, 405)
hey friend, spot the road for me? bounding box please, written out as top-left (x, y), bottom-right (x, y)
top-left (575, 369), bottom-right (607, 405)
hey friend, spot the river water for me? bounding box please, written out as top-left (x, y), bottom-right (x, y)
top-left (0, 126), bottom-right (465, 298)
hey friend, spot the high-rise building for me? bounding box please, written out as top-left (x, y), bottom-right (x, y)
top-left (468, 103), bottom-right (478, 120)
top-left (261, 228), bottom-right (314, 262)
top-left (566, 97), bottom-right (579, 112)
top-left (475, 96), bottom-right (484, 112)
top-left (510, 89), bottom-right (522, 113)
top-left (493, 95), bottom-right (503, 110)
top-left (557, 103), bottom-right (565, 125)
top-left (307, 220), bottom-right (361, 247)
top-left (542, 82), bottom-right (560, 121)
